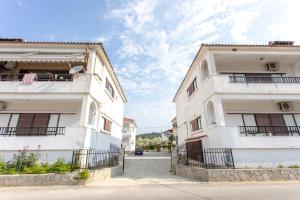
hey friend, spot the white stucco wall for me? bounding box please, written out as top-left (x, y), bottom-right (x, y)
top-left (0, 45), bottom-right (126, 162)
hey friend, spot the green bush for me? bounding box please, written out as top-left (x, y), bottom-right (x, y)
top-left (78, 170), bottom-right (89, 180)
top-left (0, 150), bottom-right (71, 175)
top-left (23, 164), bottom-right (47, 174)
top-left (47, 158), bottom-right (71, 174)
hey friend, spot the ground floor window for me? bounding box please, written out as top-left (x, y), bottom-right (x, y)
top-left (1, 113), bottom-right (61, 136)
top-left (103, 117), bottom-right (112, 133)
top-left (190, 117), bottom-right (202, 132)
top-left (228, 113), bottom-right (299, 135)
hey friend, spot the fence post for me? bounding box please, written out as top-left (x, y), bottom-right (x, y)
top-left (118, 148), bottom-right (125, 174)
top-left (170, 147), bottom-right (178, 174)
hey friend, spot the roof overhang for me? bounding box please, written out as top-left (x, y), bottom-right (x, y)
top-left (0, 51), bottom-right (86, 63)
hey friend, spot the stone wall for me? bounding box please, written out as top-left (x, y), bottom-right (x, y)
top-left (175, 165), bottom-right (300, 182)
top-left (0, 173), bottom-right (82, 186)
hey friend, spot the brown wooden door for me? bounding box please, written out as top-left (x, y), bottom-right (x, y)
top-left (16, 113), bottom-right (34, 135)
top-left (32, 113), bottom-right (50, 135)
top-left (186, 140), bottom-right (203, 162)
top-left (255, 114), bottom-right (272, 133)
top-left (269, 114), bottom-right (288, 136)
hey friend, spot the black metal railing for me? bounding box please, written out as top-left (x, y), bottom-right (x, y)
top-left (0, 73), bottom-right (73, 82)
top-left (71, 149), bottom-right (120, 171)
top-left (178, 146), bottom-right (235, 169)
top-left (229, 75), bottom-right (300, 83)
top-left (0, 127), bottom-right (65, 136)
top-left (239, 126), bottom-right (300, 136)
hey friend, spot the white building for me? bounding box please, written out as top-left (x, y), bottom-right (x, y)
top-left (173, 41), bottom-right (300, 167)
top-left (122, 117), bottom-right (137, 152)
top-left (0, 38), bottom-right (126, 162)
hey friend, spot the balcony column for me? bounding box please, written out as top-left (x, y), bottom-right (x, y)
top-left (213, 96), bottom-right (226, 127)
top-left (206, 52), bottom-right (217, 76)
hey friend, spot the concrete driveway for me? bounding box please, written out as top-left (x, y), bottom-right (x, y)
top-left (123, 151), bottom-right (175, 179)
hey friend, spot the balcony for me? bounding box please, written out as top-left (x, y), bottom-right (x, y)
top-left (208, 126), bottom-right (300, 149)
top-left (239, 126), bottom-right (300, 136)
top-left (0, 127), bottom-right (65, 136)
top-left (0, 73), bottom-right (93, 95)
top-left (0, 127), bottom-right (86, 150)
top-left (0, 73), bottom-right (73, 82)
top-left (229, 75), bottom-right (300, 84)
top-left (210, 75), bottom-right (300, 95)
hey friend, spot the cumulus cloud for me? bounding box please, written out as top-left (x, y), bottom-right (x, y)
top-left (105, 0), bottom-right (297, 132)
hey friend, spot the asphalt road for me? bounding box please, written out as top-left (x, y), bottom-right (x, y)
top-left (1, 152), bottom-right (300, 200)
top-left (1, 182), bottom-right (300, 200)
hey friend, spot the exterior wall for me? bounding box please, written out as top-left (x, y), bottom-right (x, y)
top-left (0, 44), bottom-right (126, 162)
top-left (122, 121), bottom-right (136, 152)
top-left (175, 165), bottom-right (300, 182)
top-left (174, 46), bottom-right (300, 167)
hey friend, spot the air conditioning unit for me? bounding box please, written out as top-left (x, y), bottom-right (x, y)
top-left (279, 101), bottom-right (293, 111)
top-left (0, 102), bottom-right (7, 110)
top-left (266, 62), bottom-right (280, 71)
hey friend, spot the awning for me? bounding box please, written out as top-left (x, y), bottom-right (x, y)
top-left (185, 135), bottom-right (207, 142)
top-left (0, 52), bottom-right (86, 63)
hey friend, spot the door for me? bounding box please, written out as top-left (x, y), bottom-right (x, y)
top-left (186, 140), bottom-right (203, 162)
top-left (16, 113), bottom-right (34, 135)
top-left (270, 114), bottom-right (288, 136)
top-left (32, 113), bottom-right (50, 135)
top-left (255, 114), bottom-right (272, 134)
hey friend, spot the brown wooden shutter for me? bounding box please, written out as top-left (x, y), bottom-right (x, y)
top-left (269, 114), bottom-right (288, 136)
top-left (16, 113), bottom-right (34, 135)
top-left (255, 114), bottom-right (272, 133)
top-left (32, 113), bottom-right (50, 135)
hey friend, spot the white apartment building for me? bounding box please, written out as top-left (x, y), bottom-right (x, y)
top-left (122, 117), bottom-right (137, 152)
top-left (0, 38), bottom-right (126, 162)
top-left (173, 41), bottom-right (300, 167)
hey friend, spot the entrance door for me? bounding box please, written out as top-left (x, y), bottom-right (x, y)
top-left (186, 140), bottom-right (203, 162)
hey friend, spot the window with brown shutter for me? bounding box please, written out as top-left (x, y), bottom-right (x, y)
top-left (103, 117), bottom-right (112, 133)
top-left (187, 78), bottom-right (197, 97)
top-left (16, 113), bottom-right (50, 136)
top-left (190, 116), bottom-right (202, 132)
top-left (105, 78), bottom-right (115, 98)
top-left (16, 113), bottom-right (34, 136)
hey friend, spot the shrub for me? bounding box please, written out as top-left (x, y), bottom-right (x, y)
top-left (78, 170), bottom-right (89, 180)
top-left (289, 165), bottom-right (300, 169)
top-left (23, 164), bottom-right (47, 174)
top-left (47, 158), bottom-right (71, 174)
top-left (7, 150), bottom-right (38, 173)
top-left (0, 160), bottom-right (4, 174)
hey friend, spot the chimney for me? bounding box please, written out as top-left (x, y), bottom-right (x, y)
top-left (268, 41), bottom-right (294, 46)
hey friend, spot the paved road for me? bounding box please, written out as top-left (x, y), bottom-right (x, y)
top-left (1, 152), bottom-right (300, 200)
top-left (2, 182), bottom-right (300, 200)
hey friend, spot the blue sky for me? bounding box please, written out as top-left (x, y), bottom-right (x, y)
top-left (1, 0), bottom-right (300, 133)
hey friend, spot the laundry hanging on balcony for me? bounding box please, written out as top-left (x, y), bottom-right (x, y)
top-left (22, 73), bottom-right (37, 85)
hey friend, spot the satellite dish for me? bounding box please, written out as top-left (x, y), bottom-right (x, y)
top-left (69, 65), bottom-right (83, 74)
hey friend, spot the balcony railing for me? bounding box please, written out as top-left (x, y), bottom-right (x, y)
top-left (0, 127), bottom-right (65, 136)
top-left (239, 126), bottom-right (300, 136)
top-left (229, 75), bottom-right (300, 83)
top-left (0, 73), bottom-right (73, 82)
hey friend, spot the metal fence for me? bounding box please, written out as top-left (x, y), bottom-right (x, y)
top-left (71, 148), bottom-right (120, 171)
top-left (177, 145), bottom-right (235, 169)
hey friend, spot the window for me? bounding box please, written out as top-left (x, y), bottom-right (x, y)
top-left (187, 78), bottom-right (197, 97)
top-left (190, 116), bottom-right (202, 132)
top-left (103, 117), bottom-right (112, 133)
top-left (105, 78), bottom-right (115, 98)
top-left (16, 113), bottom-right (50, 135)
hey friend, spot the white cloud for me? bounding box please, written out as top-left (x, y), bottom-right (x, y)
top-left (105, 0), bottom-right (271, 132)
top-left (267, 0), bottom-right (300, 43)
